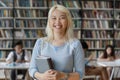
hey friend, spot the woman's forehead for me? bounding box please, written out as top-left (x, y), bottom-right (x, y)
top-left (51, 9), bottom-right (66, 16)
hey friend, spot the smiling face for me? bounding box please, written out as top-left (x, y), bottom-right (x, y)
top-left (14, 45), bottom-right (22, 54)
top-left (106, 47), bottom-right (112, 55)
top-left (49, 9), bottom-right (68, 34)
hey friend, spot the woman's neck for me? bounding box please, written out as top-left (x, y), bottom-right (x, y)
top-left (53, 32), bottom-right (66, 40)
top-left (52, 34), bottom-right (67, 46)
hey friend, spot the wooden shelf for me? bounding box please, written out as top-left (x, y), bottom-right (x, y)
top-left (0, 0), bottom-right (119, 58)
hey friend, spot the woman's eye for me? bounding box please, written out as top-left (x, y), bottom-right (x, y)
top-left (52, 17), bottom-right (56, 20)
top-left (60, 16), bottom-right (66, 20)
top-left (62, 17), bottom-right (65, 19)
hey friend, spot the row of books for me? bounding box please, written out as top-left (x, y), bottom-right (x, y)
top-left (16, 19), bottom-right (47, 28)
top-left (0, 29), bottom-right (44, 38)
top-left (81, 1), bottom-right (113, 9)
top-left (0, 40), bottom-right (13, 48)
top-left (0, 40), bottom-right (35, 49)
top-left (14, 29), bottom-right (45, 38)
top-left (86, 40), bottom-right (113, 49)
top-left (0, 9), bottom-right (47, 17)
top-left (1, 0), bottom-right (120, 9)
top-left (15, 0), bottom-right (47, 7)
top-left (114, 31), bottom-right (120, 38)
top-left (0, 0), bottom-right (80, 8)
top-left (0, 0), bottom-right (13, 7)
top-left (115, 22), bottom-right (120, 27)
top-left (83, 20), bottom-right (113, 29)
top-left (48, 0), bottom-right (119, 9)
top-left (15, 9), bottom-right (48, 17)
top-left (70, 10), bottom-right (81, 18)
top-left (0, 51), bottom-right (6, 58)
top-left (73, 20), bottom-right (81, 28)
top-left (83, 11), bottom-right (120, 22)
top-left (0, 9), bottom-right (13, 17)
top-left (115, 40), bottom-right (120, 48)
top-left (0, 20), bottom-right (13, 27)
top-left (81, 1), bottom-right (120, 9)
top-left (48, 0), bottom-right (80, 8)
top-left (82, 30), bottom-right (120, 38)
top-left (83, 10), bottom-right (113, 19)
top-left (22, 40), bottom-right (35, 48)
top-left (82, 30), bottom-right (113, 39)
top-left (0, 30), bottom-right (13, 38)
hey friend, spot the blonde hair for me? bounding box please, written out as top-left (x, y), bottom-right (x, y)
top-left (45, 5), bottom-right (74, 42)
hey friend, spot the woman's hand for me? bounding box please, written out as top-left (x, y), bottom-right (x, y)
top-left (50, 70), bottom-right (67, 80)
top-left (39, 69), bottom-right (56, 80)
top-left (107, 57), bottom-right (114, 61)
top-left (35, 70), bottom-right (66, 80)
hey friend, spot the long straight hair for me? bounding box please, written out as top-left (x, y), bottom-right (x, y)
top-left (45, 5), bottom-right (74, 42)
top-left (103, 45), bottom-right (115, 58)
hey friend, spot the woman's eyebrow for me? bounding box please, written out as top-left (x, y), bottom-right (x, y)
top-left (51, 14), bottom-right (66, 17)
top-left (59, 14), bottom-right (66, 16)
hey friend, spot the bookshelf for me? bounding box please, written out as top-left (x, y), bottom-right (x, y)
top-left (14, 0), bottom-right (47, 55)
top-left (80, 0), bottom-right (120, 57)
top-left (0, 0), bottom-right (13, 59)
top-left (0, 0), bottom-right (47, 58)
top-left (0, 0), bottom-right (119, 59)
top-left (114, 0), bottom-right (120, 57)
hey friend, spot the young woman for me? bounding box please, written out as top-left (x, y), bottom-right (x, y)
top-left (81, 41), bottom-right (108, 80)
top-left (98, 45), bottom-right (115, 79)
top-left (29, 5), bottom-right (84, 80)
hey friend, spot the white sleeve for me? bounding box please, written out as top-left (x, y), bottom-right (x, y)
top-left (6, 52), bottom-right (14, 63)
top-left (24, 50), bottom-right (31, 62)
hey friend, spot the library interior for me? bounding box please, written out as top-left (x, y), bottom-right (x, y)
top-left (0, 0), bottom-right (120, 80)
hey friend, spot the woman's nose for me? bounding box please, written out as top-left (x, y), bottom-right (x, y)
top-left (55, 19), bottom-right (61, 25)
top-left (55, 18), bottom-right (60, 23)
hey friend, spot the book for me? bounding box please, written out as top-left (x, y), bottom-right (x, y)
top-left (36, 56), bottom-right (54, 73)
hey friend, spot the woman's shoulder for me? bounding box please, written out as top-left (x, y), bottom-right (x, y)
top-left (70, 38), bottom-right (80, 43)
top-left (68, 38), bottom-right (80, 47)
top-left (36, 37), bottom-right (47, 42)
top-left (34, 37), bottom-right (46, 46)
